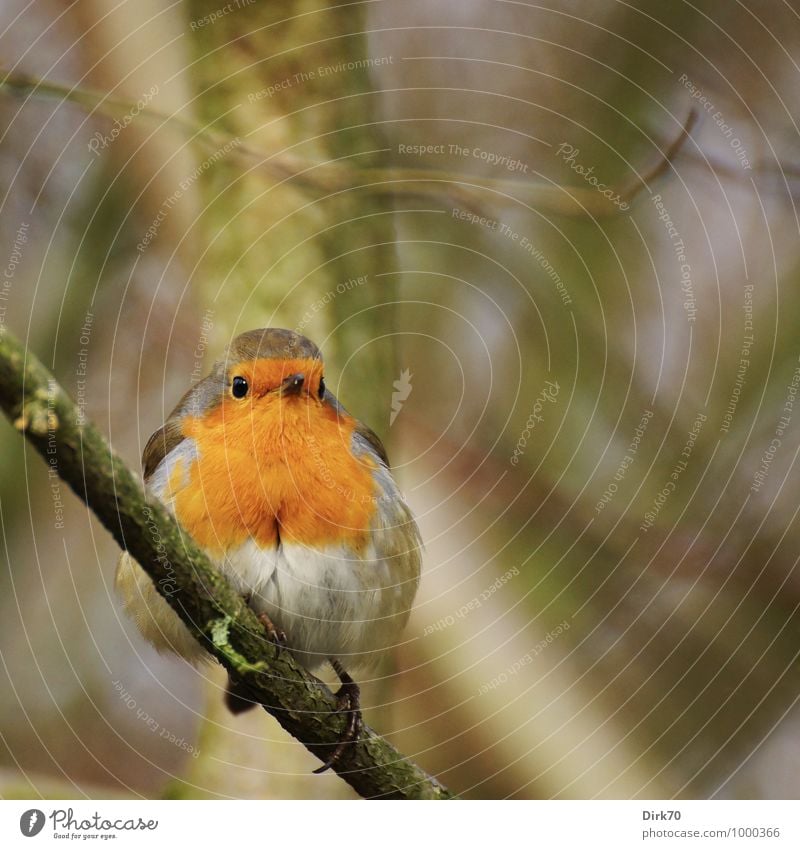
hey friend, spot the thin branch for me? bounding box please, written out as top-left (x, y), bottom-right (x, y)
top-left (0, 68), bottom-right (693, 216)
top-left (0, 326), bottom-right (453, 800)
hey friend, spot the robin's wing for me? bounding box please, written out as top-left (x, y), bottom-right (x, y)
top-left (323, 385), bottom-right (391, 468)
top-left (351, 427), bottom-right (422, 579)
top-left (118, 382), bottom-right (212, 664)
top-left (142, 366), bottom-right (226, 485)
top-left (353, 420), bottom-right (390, 467)
top-left (142, 425), bottom-right (199, 508)
top-left (142, 417), bottom-right (185, 482)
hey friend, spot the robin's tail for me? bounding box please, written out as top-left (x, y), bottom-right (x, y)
top-left (223, 673), bottom-right (258, 715)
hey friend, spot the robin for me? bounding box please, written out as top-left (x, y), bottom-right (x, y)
top-left (115, 328), bottom-right (421, 771)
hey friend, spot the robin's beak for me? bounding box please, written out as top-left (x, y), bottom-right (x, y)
top-left (278, 373), bottom-right (305, 396)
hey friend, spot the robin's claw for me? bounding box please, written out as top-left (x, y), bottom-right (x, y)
top-left (313, 659), bottom-right (362, 774)
top-left (258, 612), bottom-right (287, 654)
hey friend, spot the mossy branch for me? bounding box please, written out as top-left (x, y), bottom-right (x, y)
top-left (0, 326), bottom-right (453, 800)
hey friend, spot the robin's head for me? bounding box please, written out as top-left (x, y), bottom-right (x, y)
top-left (221, 328), bottom-right (327, 407)
top-left (179, 328), bottom-right (328, 416)
top-left (175, 328), bottom-right (342, 458)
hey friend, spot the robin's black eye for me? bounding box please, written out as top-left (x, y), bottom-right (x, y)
top-left (318, 377), bottom-right (326, 399)
top-left (231, 376), bottom-right (249, 399)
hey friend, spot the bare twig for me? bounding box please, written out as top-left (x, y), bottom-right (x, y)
top-left (0, 68), bottom-right (694, 216)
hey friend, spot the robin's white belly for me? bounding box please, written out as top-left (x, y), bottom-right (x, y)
top-left (116, 535), bottom-right (416, 672)
top-left (224, 537), bottom-right (413, 670)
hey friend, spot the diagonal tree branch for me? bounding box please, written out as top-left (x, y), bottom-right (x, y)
top-left (0, 326), bottom-right (453, 800)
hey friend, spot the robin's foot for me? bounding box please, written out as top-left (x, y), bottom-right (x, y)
top-left (226, 605), bottom-right (286, 715)
top-left (242, 594), bottom-right (287, 653)
top-left (257, 611), bottom-right (287, 654)
top-left (312, 658), bottom-right (362, 774)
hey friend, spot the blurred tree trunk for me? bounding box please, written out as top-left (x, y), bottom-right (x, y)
top-left (186, 0), bottom-right (397, 425)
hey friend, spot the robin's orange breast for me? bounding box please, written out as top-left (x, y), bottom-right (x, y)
top-left (174, 391), bottom-right (379, 558)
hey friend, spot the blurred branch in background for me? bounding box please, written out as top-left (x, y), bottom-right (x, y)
top-left (0, 69), bottom-right (699, 218)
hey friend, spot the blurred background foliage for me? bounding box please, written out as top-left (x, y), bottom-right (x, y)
top-left (2, 0), bottom-right (800, 799)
